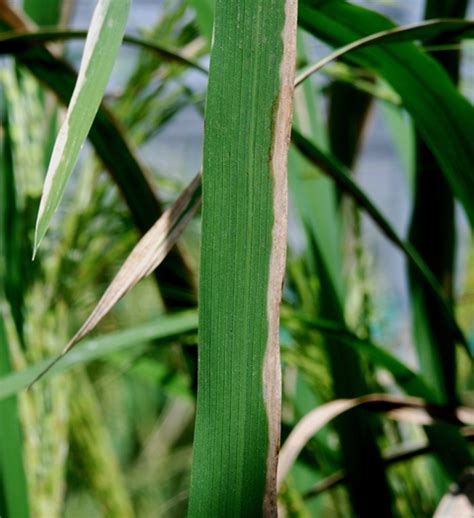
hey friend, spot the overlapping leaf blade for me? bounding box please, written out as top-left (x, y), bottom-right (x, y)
top-left (0, 29), bottom-right (207, 73)
top-left (299, 0), bottom-right (474, 228)
top-left (29, 174), bottom-right (201, 386)
top-left (0, 104), bottom-right (29, 518)
top-left (296, 18), bottom-right (474, 86)
top-left (0, 310), bottom-right (198, 401)
top-left (278, 393), bottom-right (474, 488)
top-left (291, 128), bottom-right (468, 349)
top-left (0, 4), bottom-right (196, 310)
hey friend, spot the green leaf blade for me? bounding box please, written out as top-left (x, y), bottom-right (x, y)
top-left (0, 316), bottom-right (30, 518)
top-left (34, 0), bottom-right (131, 253)
top-left (0, 3), bottom-right (197, 311)
top-left (0, 310), bottom-right (198, 401)
top-left (0, 103), bottom-right (29, 517)
top-left (23, 0), bottom-right (62, 26)
top-left (299, 0), bottom-right (474, 228)
top-left (189, 0), bottom-right (297, 515)
top-left (407, 0), bottom-right (473, 480)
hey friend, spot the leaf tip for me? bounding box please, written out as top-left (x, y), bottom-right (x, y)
top-left (27, 353), bottom-right (64, 390)
top-left (32, 215), bottom-right (47, 260)
top-left (31, 241), bottom-right (38, 261)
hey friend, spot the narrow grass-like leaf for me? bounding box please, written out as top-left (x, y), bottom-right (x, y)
top-left (0, 79), bottom-right (29, 342)
top-left (289, 37), bottom-right (393, 516)
top-left (306, 227), bottom-right (394, 516)
top-left (285, 237), bottom-right (472, 496)
top-left (0, 96), bottom-right (29, 518)
top-left (10, 19), bottom-right (462, 106)
top-left (295, 18), bottom-right (474, 86)
top-left (189, 1), bottom-right (297, 515)
top-left (0, 313), bottom-right (30, 518)
top-left (33, 0), bottom-right (131, 253)
top-left (407, 0), bottom-right (467, 407)
top-left (0, 4), bottom-right (196, 310)
top-left (29, 174), bottom-right (201, 386)
top-left (407, 0), bottom-right (472, 482)
top-left (292, 129), bottom-right (468, 350)
top-left (278, 394), bottom-right (474, 489)
top-left (299, 0), bottom-right (474, 228)
top-left (0, 29), bottom-right (207, 73)
top-left (0, 310), bottom-right (197, 401)
top-left (283, 310), bottom-right (433, 400)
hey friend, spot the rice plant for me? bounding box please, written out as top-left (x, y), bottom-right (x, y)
top-left (0, 0), bottom-right (473, 516)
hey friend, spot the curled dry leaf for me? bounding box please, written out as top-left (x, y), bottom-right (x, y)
top-left (29, 173), bottom-right (201, 387)
top-left (277, 394), bottom-right (474, 489)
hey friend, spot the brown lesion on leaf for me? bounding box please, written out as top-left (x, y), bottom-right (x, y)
top-left (262, 0), bottom-right (298, 515)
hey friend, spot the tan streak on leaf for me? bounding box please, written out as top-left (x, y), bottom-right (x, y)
top-left (263, 0), bottom-right (297, 515)
top-left (29, 173), bottom-right (201, 387)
